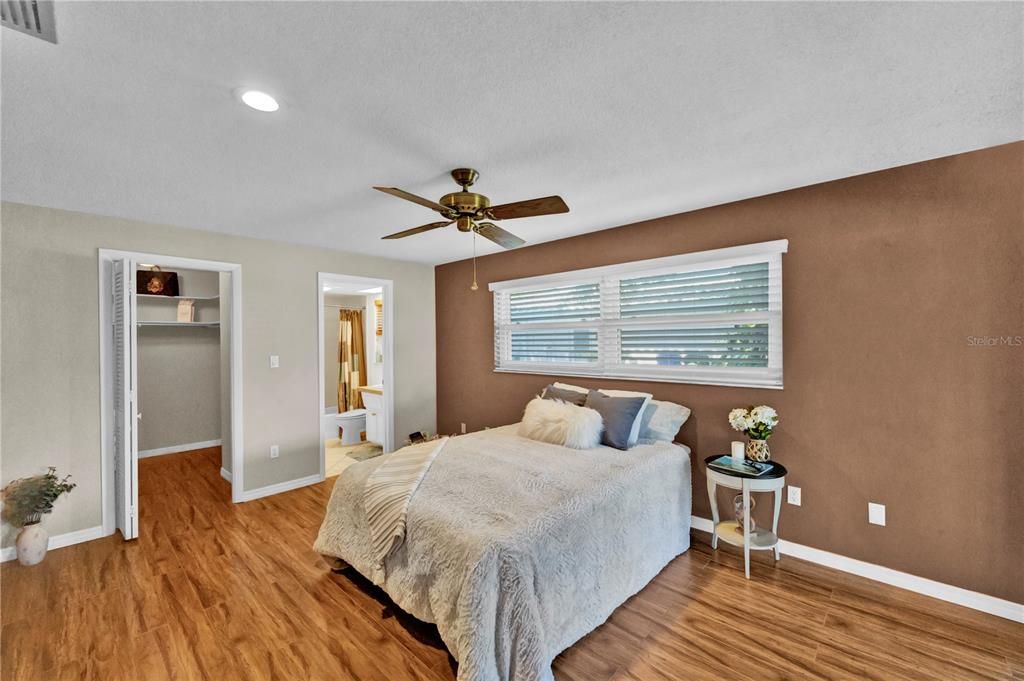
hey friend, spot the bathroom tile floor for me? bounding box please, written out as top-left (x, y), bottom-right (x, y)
top-left (325, 438), bottom-right (383, 478)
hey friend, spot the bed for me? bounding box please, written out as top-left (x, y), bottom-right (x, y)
top-left (314, 423), bottom-right (692, 681)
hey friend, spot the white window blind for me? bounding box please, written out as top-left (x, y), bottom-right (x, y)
top-left (491, 240), bottom-right (787, 388)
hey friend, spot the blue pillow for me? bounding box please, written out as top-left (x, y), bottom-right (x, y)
top-left (584, 390), bottom-right (647, 450)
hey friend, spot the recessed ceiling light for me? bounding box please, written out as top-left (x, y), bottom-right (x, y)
top-left (239, 90), bottom-right (279, 113)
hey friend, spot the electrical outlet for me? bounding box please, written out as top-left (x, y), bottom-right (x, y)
top-left (269, 355), bottom-right (279, 368)
top-left (270, 445), bottom-right (280, 459)
top-left (868, 502), bottom-right (886, 526)
top-left (461, 423), bottom-right (467, 434)
top-left (787, 485), bottom-right (801, 506)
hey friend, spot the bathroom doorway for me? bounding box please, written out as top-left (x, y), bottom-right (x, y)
top-left (317, 273), bottom-right (395, 479)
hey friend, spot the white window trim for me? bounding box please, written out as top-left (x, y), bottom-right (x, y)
top-left (490, 239), bottom-right (788, 390)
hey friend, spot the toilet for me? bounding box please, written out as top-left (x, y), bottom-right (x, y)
top-left (335, 409), bottom-right (366, 446)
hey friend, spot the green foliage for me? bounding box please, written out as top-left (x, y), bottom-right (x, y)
top-left (1, 468), bottom-right (76, 528)
top-left (746, 421), bottom-right (774, 440)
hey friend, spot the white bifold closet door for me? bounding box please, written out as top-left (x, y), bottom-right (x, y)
top-left (112, 258), bottom-right (139, 540)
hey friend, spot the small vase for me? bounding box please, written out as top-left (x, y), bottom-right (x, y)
top-left (733, 494), bottom-right (756, 533)
top-left (746, 439), bottom-right (770, 462)
top-left (15, 523), bottom-right (49, 566)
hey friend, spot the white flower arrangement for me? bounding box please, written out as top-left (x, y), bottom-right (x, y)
top-left (728, 405), bottom-right (779, 440)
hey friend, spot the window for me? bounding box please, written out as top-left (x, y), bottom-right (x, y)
top-left (490, 240), bottom-right (787, 388)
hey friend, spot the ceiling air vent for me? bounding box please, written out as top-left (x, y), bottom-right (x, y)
top-left (1, 1), bottom-right (57, 43)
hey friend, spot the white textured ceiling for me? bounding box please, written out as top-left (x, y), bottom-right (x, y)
top-left (2, 2), bottom-right (1021, 264)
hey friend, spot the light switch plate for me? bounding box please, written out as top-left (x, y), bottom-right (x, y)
top-left (868, 502), bottom-right (886, 526)
top-left (460, 423), bottom-right (467, 434)
top-left (269, 355), bottom-right (280, 368)
top-left (787, 485), bottom-right (801, 506)
top-left (270, 445), bottom-right (280, 459)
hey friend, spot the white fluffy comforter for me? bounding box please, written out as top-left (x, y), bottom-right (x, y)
top-left (313, 425), bottom-right (692, 681)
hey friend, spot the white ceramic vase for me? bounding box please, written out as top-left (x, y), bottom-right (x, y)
top-left (16, 523), bottom-right (49, 566)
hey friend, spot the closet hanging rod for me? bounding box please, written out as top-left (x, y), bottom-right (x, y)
top-left (324, 304), bottom-right (365, 310)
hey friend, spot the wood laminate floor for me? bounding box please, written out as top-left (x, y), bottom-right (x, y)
top-left (2, 447), bottom-right (1021, 681)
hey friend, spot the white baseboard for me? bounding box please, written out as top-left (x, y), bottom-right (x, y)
top-left (1, 525), bottom-right (106, 562)
top-left (690, 515), bottom-right (1023, 624)
top-left (139, 439), bottom-right (222, 458)
top-left (691, 516), bottom-right (715, 533)
top-left (220, 467), bottom-right (233, 482)
top-left (237, 473), bottom-right (323, 503)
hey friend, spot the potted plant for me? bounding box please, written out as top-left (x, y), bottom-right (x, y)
top-left (728, 405), bottom-right (779, 462)
top-left (1, 468), bottom-right (76, 566)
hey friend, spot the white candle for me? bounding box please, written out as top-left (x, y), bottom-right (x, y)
top-left (731, 441), bottom-right (745, 462)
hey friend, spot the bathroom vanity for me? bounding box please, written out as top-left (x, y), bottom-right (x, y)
top-left (358, 385), bottom-right (385, 445)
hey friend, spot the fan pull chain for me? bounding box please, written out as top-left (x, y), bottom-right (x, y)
top-left (470, 227), bottom-right (479, 291)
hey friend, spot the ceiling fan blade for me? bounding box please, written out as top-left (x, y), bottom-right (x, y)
top-left (476, 222), bottom-right (526, 249)
top-left (487, 195), bottom-right (569, 221)
top-left (373, 186), bottom-right (452, 214)
top-left (382, 221), bottom-right (453, 240)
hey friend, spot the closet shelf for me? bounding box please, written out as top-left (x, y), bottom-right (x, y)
top-left (138, 294), bottom-right (219, 301)
top-left (137, 321), bottom-right (220, 328)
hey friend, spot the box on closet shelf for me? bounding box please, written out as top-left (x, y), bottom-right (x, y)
top-left (176, 299), bottom-right (195, 322)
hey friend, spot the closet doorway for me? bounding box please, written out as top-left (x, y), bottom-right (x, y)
top-left (317, 273), bottom-right (395, 480)
top-left (98, 250), bottom-right (243, 541)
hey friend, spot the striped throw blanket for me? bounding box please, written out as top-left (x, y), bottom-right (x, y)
top-left (364, 436), bottom-right (449, 579)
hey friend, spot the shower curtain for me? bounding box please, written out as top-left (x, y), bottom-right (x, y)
top-left (338, 309), bottom-right (366, 412)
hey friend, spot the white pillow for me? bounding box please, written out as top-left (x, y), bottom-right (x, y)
top-left (597, 389), bottom-right (653, 447)
top-left (519, 397), bottom-right (603, 449)
top-left (638, 400), bottom-right (691, 442)
top-left (552, 381), bottom-right (588, 395)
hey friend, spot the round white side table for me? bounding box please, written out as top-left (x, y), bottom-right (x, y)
top-left (703, 455), bottom-right (788, 579)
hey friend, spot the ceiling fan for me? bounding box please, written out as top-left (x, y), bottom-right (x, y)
top-left (374, 168), bottom-right (569, 250)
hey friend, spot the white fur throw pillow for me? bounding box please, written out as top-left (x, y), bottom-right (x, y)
top-left (519, 397), bottom-right (603, 449)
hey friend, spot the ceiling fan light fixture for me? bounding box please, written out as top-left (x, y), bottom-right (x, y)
top-left (374, 168), bottom-right (569, 255)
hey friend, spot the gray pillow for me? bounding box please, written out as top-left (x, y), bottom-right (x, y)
top-left (584, 390), bottom-right (647, 450)
top-left (541, 384), bottom-right (588, 406)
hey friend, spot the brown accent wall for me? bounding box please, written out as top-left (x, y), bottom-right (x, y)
top-left (435, 142), bottom-right (1024, 603)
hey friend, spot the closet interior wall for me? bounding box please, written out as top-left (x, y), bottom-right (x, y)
top-left (137, 266), bottom-right (222, 455)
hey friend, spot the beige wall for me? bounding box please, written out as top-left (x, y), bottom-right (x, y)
top-left (0, 202), bottom-right (436, 542)
top-left (323, 293), bottom-right (367, 411)
top-left (434, 143), bottom-right (1024, 602)
top-left (137, 267), bottom-right (221, 452)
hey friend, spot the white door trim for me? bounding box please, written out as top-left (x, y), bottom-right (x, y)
top-left (98, 249), bottom-right (245, 541)
top-left (317, 272), bottom-right (396, 482)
